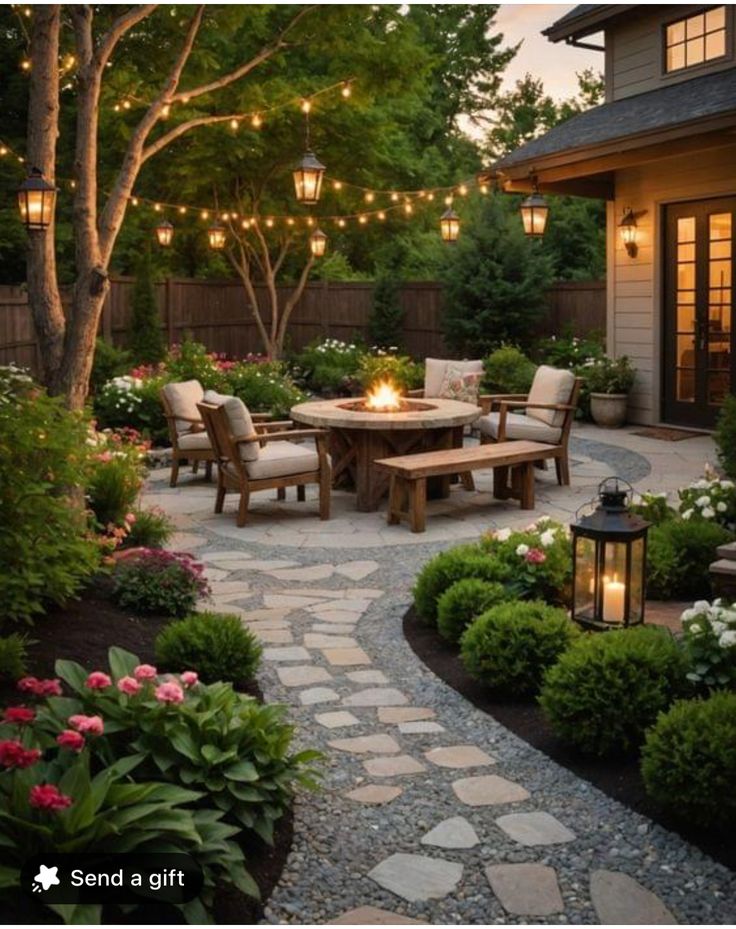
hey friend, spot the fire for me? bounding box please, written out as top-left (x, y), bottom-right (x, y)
top-left (364, 378), bottom-right (402, 412)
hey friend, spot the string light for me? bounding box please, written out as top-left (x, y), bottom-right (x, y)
top-left (341, 81), bottom-right (352, 98)
top-left (229, 118), bottom-right (239, 130)
top-left (364, 192), bottom-right (374, 203)
top-left (161, 104), bottom-right (171, 119)
top-left (358, 215), bottom-right (367, 224)
top-left (390, 192), bottom-right (398, 202)
top-left (251, 113), bottom-right (262, 129)
top-left (300, 98), bottom-right (312, 114)
top-left (178, 206), bottom-right (187, 214)
top-left (20, 58), bottom-right (31, 71)
top-left (377, 211), bottom-right (386, 221)
top-left (458, 183), bottom-right (468, 196)
top-left (332, 181), bottom-right (343, 191)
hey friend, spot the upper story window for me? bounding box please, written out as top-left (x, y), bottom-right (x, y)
top-left (665, 6), bottom-right (727, 72)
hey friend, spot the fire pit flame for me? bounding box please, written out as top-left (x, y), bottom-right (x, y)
top-left (364, 378), bottom-right (402, 412)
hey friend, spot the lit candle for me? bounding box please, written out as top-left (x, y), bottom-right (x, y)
top-left (603, 575), bottom-right (626, 624)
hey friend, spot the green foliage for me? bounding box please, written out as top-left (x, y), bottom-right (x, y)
top-left (112, 550), bottom-right (211, 617)
top-left (482, 344), bottom-right (536, 393)
top-left (585, 355), bottom-right (636, 394)
top-left (641, 693), bottom-right (736, 828)
top-left (441, 197), bottom-right (554, 356)
top-left (0, 367), bottom-right (100, 625)
top-left (128, 248), bottom-right (166, 365)
top-left (412, 543), bottom-right (509, 624)
top-left (123, 506), bottom-right (173, 549)
top-left (357, 352), bottom-right (424, 393)
top-left (293, 339), bottom-right (364, 393)
top-left (155, 611), bottom-right (262, 685)
top-left (647, 518), bottom-right (732, 600)
top-left (436, 579), bottom-right (509, 644)
top-left (93, 375), bottom-right (168, 443)
top-left (87, 443), bottom-right (145, 528)
top-left (223, 359), bottom-right (305, 419)
top-left (679, 599), bottom-right (736, 693)
top-left (461, 600), bottom-right (579, 696)
top-left (629, 491), bottom-right (675, 526)
top-left (535, 331), bottom-right (605, 369)
top-left (90, 338), bottom-right (131, 394)
top-left (715, 394), bottom-right (736, 480)
top-left (368, 273), bottom-right (405, 349)
top-left (482, 519), bottom-right (572, 605)
top-left (0, 633), bottom-right (31, 682)
top-left (539, 627), bottom-right (689, 756)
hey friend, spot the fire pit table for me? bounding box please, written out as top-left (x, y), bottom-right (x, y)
top-left (290, 396), bottom-right (481, 511)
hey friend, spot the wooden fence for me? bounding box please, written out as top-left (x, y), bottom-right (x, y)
top-left (0, 278), bottom-right (605, 376)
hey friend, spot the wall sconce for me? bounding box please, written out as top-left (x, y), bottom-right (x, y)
top-left (619, 208), bottom-right (639, 258)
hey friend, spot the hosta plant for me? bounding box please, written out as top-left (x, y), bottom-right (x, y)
top-left (680, 599), bottom-right (736, 692)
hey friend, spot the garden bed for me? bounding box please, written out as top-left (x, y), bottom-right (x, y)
top-left (403, 603), bottom-right (736, 873)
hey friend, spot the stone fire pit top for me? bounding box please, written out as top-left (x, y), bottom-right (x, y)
top-left (291, 397), bottom-right (482, 431)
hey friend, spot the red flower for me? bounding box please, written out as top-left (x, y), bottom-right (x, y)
top-left (56, 730), bottom-right (85, 752)
top-left (0, 740), bottom-right (41, 768)
top-left (524, 548), bottom-right (547, 565)
top-left (85, 671), bottom-right (112, 690)
top-left (17, 676), bottom-right (41, 694)
top-left (29, 784), bottom-right (73, 812)
top-left (3, 706), bottom-right (35, 725)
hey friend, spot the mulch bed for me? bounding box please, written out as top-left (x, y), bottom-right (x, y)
top-left (403, 604), bottom-right (736, 873)
top-left (2, 578), bottom-right (292, 924)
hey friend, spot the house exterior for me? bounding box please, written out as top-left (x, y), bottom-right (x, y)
top-left (485, 4), bottom-right (736, 428)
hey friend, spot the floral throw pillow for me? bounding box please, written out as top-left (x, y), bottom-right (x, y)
top-left (438, 365), bottom-right (482, 404)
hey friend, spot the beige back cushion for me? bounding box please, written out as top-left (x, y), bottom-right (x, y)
top-left (425, 358), bottom-right (483, 398)
top-left (222, 396), bottom-right (259, 462)
top-left (202, 389), bottom-right (232, 406)
top-left (163, 380), bottom-right (204, 434)
top-left (527, 365), bottom-right (575, 427)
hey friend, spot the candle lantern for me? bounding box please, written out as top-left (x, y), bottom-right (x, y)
top-left (520, 184), bottom-right (549, 238)
top-left (440, 207), bottom-right (460, 243)
top-left (309, 228), bottom-right (327, 258)
top-left (17, 166), bottom-right (57, 231)
top-left (293, 150), bottom-right (326, 205)
top-left (207, 224), bottom-right (226, 250)
top-left (155, 219), bottom-right (174, 247)
top-left (570, 477), bottom-right (650, 631)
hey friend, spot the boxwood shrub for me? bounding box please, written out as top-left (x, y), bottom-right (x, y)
top-left (412, 543), bottom-right (509, 624)
top-left (155, 611), bottom-right (262, 685)
top-left (647, 518), bottom-right (732, 600)
top-left (436, 579), bottom-right (509, 644)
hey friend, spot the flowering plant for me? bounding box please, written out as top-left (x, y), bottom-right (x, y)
top-left (294, 338), bottom-right (365, 392)
top-left (583, 355), bottom-right (636, 394)
top-left (680, 598), bottom-right (736, 692)
top-left (629, 490), bottom-right (675, 525)
top-left (483, 517), bottom-right (572, 605)
top-left (679, 468), bottom-right (736, 530)
top-left (112, 549), bottom-right (210, 617)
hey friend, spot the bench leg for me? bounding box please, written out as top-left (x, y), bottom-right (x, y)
top-left (493, 465), bottom-right (510, 500)
top-left (387, 475), bottom-right (404, 526)
top-left (409, 477), bottom-right (427, 533)
top-left (297, 484), bottom-right (306, 502)
top-left (520, 462), bottom-right (535, 509)
top-left (460, 471), bottom-right (475, 491)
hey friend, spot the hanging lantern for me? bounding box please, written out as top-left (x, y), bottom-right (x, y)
top-left (520, 184), bottom-right (549, 238)
top-left (293, 150), bottom-right (326, 205)
top-left (309, 228), bottom-right (327, 258)
top-left (571, 478), bottom-right (650, 631)
top-left (155, 219), bottom-right (174, 247)
top-left (619, 208), bottom-right (638, 258)
top-left (17, 166), bottom-right (57, 231)
top-left (208, 224), bottom-right (226, 250)
top-left (440, 207), bottom-right (460, 243)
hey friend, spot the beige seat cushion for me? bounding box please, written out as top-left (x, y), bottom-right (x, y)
top-left (245, 441), bottom-right (325, 481)
top-left (527, 365), bottom-right (575, 428)
top-left (163, 380), bottom-right (204, 434)
top-left (177, 431), bottom-right (212, 451)
top-left (424, 358), bottom-right (483, 398)
top-left (478, 411), bottom-right (562, 444)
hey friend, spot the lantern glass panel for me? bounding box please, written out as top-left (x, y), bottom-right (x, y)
top-left (601, 540), bottom-right (628, 625)
top-left (573, 535), bottom-right (597, 619)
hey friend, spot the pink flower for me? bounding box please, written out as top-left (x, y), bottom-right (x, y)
top-left (154, 682), bottom-right (184, 704)
top-left (3, 706), bottom-right (35, 725)
top-left (68, 714), bottom-right (104, 736)
top-left (85, 671), bottom-right (112, 690)
top-left (117, 676), bottom-right (141, 696)
top-left (38, 679), bottom-right (63, 696)
top-left (0, 740), bottom-right (41, 768)
top-left (56, 730), bottom-right (85, 752)
top-left (524, 548), bottom-right (547, 565)
top-left (134, 664), bottom-right (157, 681)
top-left (125, 512), bottom-right (136, 524)
top-left (17, 676), bottom-right (41, 694)
top-left (29, 784), bottom-right (73, 812)
top-left (180, 671), bottom-right (198, 688)
top-left (17, 676), bottom-right (60, 696)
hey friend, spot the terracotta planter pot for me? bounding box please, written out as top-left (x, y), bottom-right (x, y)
top-left (590, 392), bottom-right (628, 428)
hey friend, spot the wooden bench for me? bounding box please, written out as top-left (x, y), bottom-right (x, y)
top-left (374, 441), bottom-right (553, 533)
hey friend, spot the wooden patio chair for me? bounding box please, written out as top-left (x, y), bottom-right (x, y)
top-left (477, 366), bottom-right (582, 486)
top-left (160, 380), bottom-right (215, 488)
top-left (197, 399), bottom-right (331, 527)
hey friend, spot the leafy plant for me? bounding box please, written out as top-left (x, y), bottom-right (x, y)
top-left (293, 338), bottom-right (364, 393)
top-left (584, 355), bottom-right (636, 394)
top-left (482, 518), bottom-right (572, 605)
top-left (112, 550), bottom-right (210, 617)
top-left (678, 472), bottom-right (736, 530)
top-left (86, 431), bottom-right (147, 528)
top-left (122, 506), bottom-right (174, 549)
top-left (641, 692), bottom-right (736, 828)
top-left (89, 338), bottom-right (131, 394)
top-left (482, 344), bottom-right (536, 393)
top-left (536, 331), bottom-right (604, 370)
top-left (0, 633), bottom-right (32, 682)
top-left (714, 393), bottom-right (736, 480)
top-left (155, 611), bottom-right (262, 685)
top-left (647, 518), bottom-right (733, 600)
top-left (436, 579), bottom-right (509, 644)
top-left (629, 491), bottom-right (675, 525)
top-left (460, 600), bottom-right (579, 695)
top-left (679, 599), bottom-right (736, 692)
top-left (412, 543), bottom-right (509, 624)
top-left (539, 626), bottom-right (689, 756)
top-left (128, 248), bottom-right (166, 364)
top-left (357, 351), bottom-right (424, 393)
top-left (223, 359), bottom-right (305, 419)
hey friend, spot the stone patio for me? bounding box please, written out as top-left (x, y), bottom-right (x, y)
top-left (142, 423), bottom-right (736, 924)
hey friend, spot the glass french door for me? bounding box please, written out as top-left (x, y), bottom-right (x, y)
top-left (664, 198), bottom-right (735, 428)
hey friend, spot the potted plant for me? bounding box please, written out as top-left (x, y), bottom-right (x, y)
top-left (585, 355), bottom-right (636, 427)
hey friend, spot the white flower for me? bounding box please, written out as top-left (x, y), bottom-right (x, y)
top-left (495, 528), bottom-right (512, 541)
top-left (516, 544), bottom-right (529, 557)
top-left (540, 529), bottom-right (556, 548)
top-left (717, 501), bottom-right (728, 513)
top-left (711, 621), bottom-right (727, 636)
top-left (721, 480), bottom-right (734, 490)
top-left (702, 506), bottom-right (716, 519)
top-left (682, 509), bottom-right (693, 520)
top-left (693, 600), bottom-right (712, 612)
top-left (695, 495), bottom-right (711, 508)
top-left (719, 630), bottom-right (736, 648)
top-left (536, 515), bottom-right (551, 525)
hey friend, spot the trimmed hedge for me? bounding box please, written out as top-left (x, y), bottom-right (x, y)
top-left (155, 611), bottom-right (262, 684)
top-left (436, 579), bottom-right (509, 644)
top-left (412, 544), bottom-right (508, 624)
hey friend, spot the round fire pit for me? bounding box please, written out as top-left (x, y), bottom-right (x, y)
top-left (291, 397), bottom-right (481, 511)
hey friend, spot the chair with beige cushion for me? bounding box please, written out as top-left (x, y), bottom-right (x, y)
top-left (478, 365), bottom-right (582, 486)
top-left (161, 380), bottom-right (215, 487)
top-left (197, 398), bottom-right (331, 527)
top-left (408, 358), bottom-right (484, 401)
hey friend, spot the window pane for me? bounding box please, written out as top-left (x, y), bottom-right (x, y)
top-left (677, 369), bottom-right (695, 402)
top-left (686, 37), bottom-right (705, 65)
top-left (686, 13), bottom-right (705, 38)
top-left (678, 334), bottom-right (696, 365)
top-left (667, 44), bottom-right (686, 71)
top-left (710, 260), bottom-right (732, 289)
top-left (710, 304), bottom-right (731, 332)
top-left (705, 30), bottom-right (725, 59)
top-left (710, 240), bottom-right (732, 260)
top-left (678, 263), bottom-right (695, 289)
top-left (705, 6), bottom-right (725, 32)
top-left (710, 213), bottom-right (732, 240)
top-left (678, 242), bottom-right (695, 262)
top-left (678, 304), bottom-right (695, 330)
top-left (678, 216), bottom-right (695, 242)
top-left (667, 20), bottom-right (685, 44)
top-left (709, 372), bottom-right (730, 405)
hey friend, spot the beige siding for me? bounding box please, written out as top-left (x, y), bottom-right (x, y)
top-left (610, 143), bottom-right (736, 424)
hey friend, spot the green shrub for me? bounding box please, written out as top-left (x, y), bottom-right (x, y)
top-left (93, 374), bottom-right (168, 442)
top-left (461, 600), bottom-right (579, 695)
top-left (156, 611), bottom-right (262, 684)
top-left (112, 549), bottom-right (210, 617)
top-left (413, 544), bottom-right (508, 624)
top-left (647, 518), bottom-right (732, 600)
top-left (294, 338), bottom-right (363, 392)
top-left (641, 692), bottom-right (736, 828)
top-left (536, 331), bottom-right (604, 370)
top-left (482, 518), bottom-right (572, 605)
top-left (357, 351), bottom-right (424, 393)
top-left (90, 337), bottom-right (131, 393)
top-left (123, 505), bottom-right (173, 549)
top-left (368, 273), bottom-right (404, 349)
top-left (629, 491), bottom-right (675, 525)
top-left (0, 633), bottom-right (31, 682)
top-left (436, 579), bottom-right (509, 644)
top-left (482, 344), bottom-right (536, 393)
top-left (224, 359), bottom-right (305, 419)
top-left (679, 599), bottom-right (736, 693)
top-left (539, 626), bottom-right (689, 756)
top-left (128, 248), bottom-right (166, 364)
top-left (715, 393), bottom-right (736, 480)
top-left (87, 453), bottom-right (143, 528)
top-left (584, 355), bottom-right (636, 394)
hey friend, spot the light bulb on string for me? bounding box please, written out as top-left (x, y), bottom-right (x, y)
top-left (390, 192), bottom-right (398, 202)
top-left (341, 81), bottom-right (352, 98)
top-left (161, 104), bottom-right (171, 119)
top-left (365, 192), bottom-right (374, 203)
top-left (358, 215), bottom-right (367, 224)
top-left (251, 113), bottom-right (262, 129)
top-left (230, 118), bottom-right (239, 130)
top-left (458, 183), bottom-right (468, 196)
top-left (377, 211), bottom-right (386, 221)
top-left (300, 98), bottom-right (312, 114)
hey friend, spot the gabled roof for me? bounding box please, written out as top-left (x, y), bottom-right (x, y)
top-left (543, 4), bottom-right (636, 42)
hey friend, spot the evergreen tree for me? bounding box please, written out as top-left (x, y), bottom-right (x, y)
top-left (128, 248), bottom-right (165, 364)
top-left (369, 271), bottom-right (405, 350)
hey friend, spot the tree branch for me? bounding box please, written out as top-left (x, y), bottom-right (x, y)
top-left (95, 4), bottom-right (158, 71)
top-left (278, 252), bottom-right (315, 352)
top-left (141, 113), bottom-right (239, 163)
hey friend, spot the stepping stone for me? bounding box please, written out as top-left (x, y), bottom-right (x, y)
top-left (241, 607), bottom-right (293, 623)
top-left (209, 580), bottom-right (250, 597)
top-left (299, 687), bottom-right (340, 705)
top-left (245, 559), bottom-right (299, 570)
top-left (590, 870), bottom-right (677, 924)
top-left (200, 550), bottom-right (253, 562)
top-left (203, 567), bottom-right (229, 582)
top-left (328, 905), bottom-right (422, 924)
top-left (335, 560), bottom-right (379, 580)
top-left (346, 588), bottom-right (383, 599)
top-left (266, 565), bottom-right (335, 581)
top-left (452, 775), bottom-right (530, 806)
top-left (346, 670), bottom-right (388, 684)
top-left (421, 816), bottom-right (479, 849)
top-left (399, 721), bottom-right (445, 734)
top-left (312, 609), bottom-right (366, 624)
top-left (254, 628), bottom-right (293, 644)
top-left (323, 647), bottom-right (371, 666)
top-left (379, 707), bottom-right (436, 724)
top-left (304, 634), bottom-right (358, 649)
top-left (264, 594), bottom-right (325, 609)
top-left (364, 755), bottom-right (426, 777)
top-left (315, 711), bottom-right (360, 729)
top-left (263, 646), bottom-right (311, 662)
top-left (344, 688), bottom-right (408, 707)
top-left (328, 734), bottom-right (401, 755)
top-left (312, 623), bottom-right (357, 634)
top-left (277, 665), bottom-right (332, 687)
top-left (368, 853), bottom-right (463, 903)
top-left (485, 863), bottom-right (563, 916)
top-left (286, 588), bottom-right (344, 599)
top-left (336, 598), bottom-right (373, 612)
top-left (496, 811), bottom-right (575, 846)
top-left (345, 784), bottom-right (402, 805)
top-left (425, 745), bottom-right (496, 769)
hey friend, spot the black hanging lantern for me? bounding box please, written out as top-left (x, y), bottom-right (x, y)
top-left (208, 224), bottom-right (226, 250)
top-left (571, 478), bottom-right (650, 631)
top-left (155, 219), bottom-right (174, 247)
top-left (293, 150), bottom-right (326, 205)
top-left (17, 166), bottom-right (57, 231)
top-left (520, 181), bottom-right (549, 238)
top-left (440, 207), bottom-right (460, 243)
top-left (309, 228), bottom-right (327, 258)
